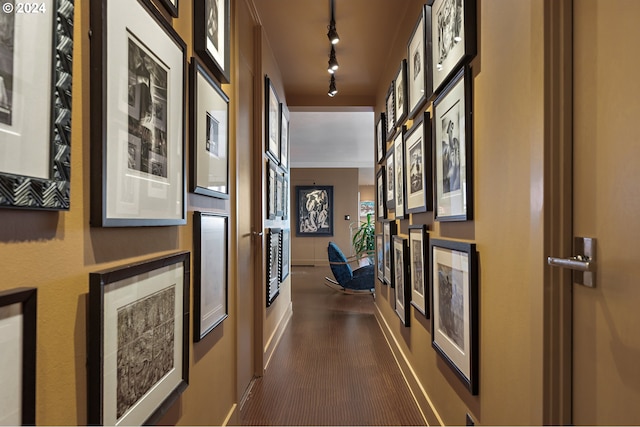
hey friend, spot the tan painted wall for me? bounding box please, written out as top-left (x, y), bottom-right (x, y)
top-left (374, 0), bottom-right (545, 425)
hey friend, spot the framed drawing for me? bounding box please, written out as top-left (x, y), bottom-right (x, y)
top-left (382, 220), bottom-right (398, 286)
top-left (407, 4), bottom-right (432, 118)
top-left (266, 160), bottom-right (277, 220)
top-left (385, 81), bottom-right (396, 141)
top-left (193, 212), bottom-right (228, 341)
top-left (275, 172), bottom-right (284, 218)
top-left (157, 0), bottom-right (178, 17)
top-left (430, 238), bottom-right (478, 395)
top-left (428, 0), bottom-right (477, 96)
top-left (404, 112), bottom-right (433, 214)
top-left (280, 228), bottom-right (290, 282)
top-left (296, 185), bottom-right (333, 237)
top-left (433, 67), bottom-right (473, 221)
top-left (360, 200), bottom-right (374, 219)
top-left (0, 0), bottom-right (73, 211)
top-left (193, 0), bottom-right (230, 83)
top-left (409, 224), bottom-right (429, 317)
top-left (385, 148), bottom-right (395, 211)
top-left (376, 112), bottom-right (387, 164)
top-left (88, 252), bottom-right (190, 425)
top-left (393, 236), bottom-right (411, 326)
top-left (282, 174), bottom-right (289, 220)
top-left (376, 234), bottom-right (384, 283)
top-left (394, 59), bottom-right (408, 126)
top-left (265, 76), bottom-right (280, 163)
top-left (0, 287), bottom-right (37, 426)
top-left (190, 57), bottom-right (229, 199)
top-left (90, 0), bottom-right (186, 227)
top-left (376, 167), bottom-right (386, 221)
top-left (393, 131), bottom-right (406, 220)
top-left (280, 103), bottom-right (290, 170)
top-left (266, 228), bottom-right (281, 306)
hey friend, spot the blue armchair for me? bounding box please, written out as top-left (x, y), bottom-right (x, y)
top-left (325, 242), bottom-right (375, 294)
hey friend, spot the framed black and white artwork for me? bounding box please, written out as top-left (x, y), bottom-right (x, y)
top-left (407, 4), bottom-right (431, 118)
top-left (194, 0), bottom-right (230, 83)
top-left (385, 148), bottom-right (395, 211)
top-left (376, 167), bottom-right (386, 221)
top-left (394, 59), bottom-right (408, 127)
top-left (266, 228), bottom-right (281, 306)
top-left (404, 111), bottom-right (432, 214)
top-left (376, 112), bottom-right (387, 164)
top-left (265, 76), bottom-right (280, 163)
top-left (376, 234), bottom-right (384, 283)
top-left (393, 131), bottom-right (405, 219)
top-left (385, 81), bottom-right (396, 141)
top-left (275, 172), bottom-right (284, 218)
top-left (280, 228), bottom-right (290, 282)
top-left (393, 236), bottom-right (411, 326)
top-left (267, 160), bottom-right (277, 220)
top-left (382, 220), bottom-right (398, 286)
top-left (296, 185), bottom-right (333, 237)
top-left (280, 103), bottom-right (290, 170)
top-left (0, 0), bottom-right (73, 211)
top-left (409, 224), bottom-right (429, 317)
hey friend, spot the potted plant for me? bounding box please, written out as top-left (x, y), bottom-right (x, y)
top-left (351, 213), bottom-right (375, 264)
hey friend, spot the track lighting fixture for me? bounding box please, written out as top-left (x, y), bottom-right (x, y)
top-left (327, 46), bottom-right (339, 73)
top-left (327, 0), bottom-right (340, 44)
top-left (328, 75), bottom-right (338, 97)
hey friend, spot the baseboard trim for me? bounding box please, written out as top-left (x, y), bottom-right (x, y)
top-left (374, 305), bottom-right (444, 427)
top-left (264, 302), bottom-right (293, 370)
top-left (221, 403), bottom-right (238, 426)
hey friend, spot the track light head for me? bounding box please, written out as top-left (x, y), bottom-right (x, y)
top-left (327, 46), bottom-right (339, 73)
top-left (328, 75), bottom-right (338, 97)
top-left (327, 22), bottom-right (340, 45)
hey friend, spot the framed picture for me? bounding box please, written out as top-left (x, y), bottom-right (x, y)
top-left (266, 228), bottom-right (281, 306)
top-left (407, 4), bottom-right (432, 119)
top-left (376, 167), bottom-right (386, 221)
top-left (385, 148), bottom-right (395, 211)
top-left (193, 212), bottom-right (228, 341)
top-left (382, 220), bottom-right (398, 286)
top-left (409, 224), bottom-right (429, 317)
top-left (393, 131), bottom-right (406, 219)
top-left (433, 67), bottom-right (473, 221)
top-left (265, 76), bottom-right (280, 163)
top-left (376, 112), bottom-right (387, 164)
top-left (280, 229), bottom-right (290, 282)
top-left (190, 57), bottom-right (229, 199)
top-left (0, 287), bottom-right (37, 426)
top-left (404, 111), bottom-right (433, 214)
top-left (267, 159), bottom-right (277, 220)
top-left (157, 0), bottom-right (178, 17)
top-left (193, 0), bottom-right (230, 83)
top-left (275, 172), bottom-right (284, 218)
top-left (282, 174), bottom-right (289, 220)
top-left (360, 200), bottom-right (374, 219)
top-left (376, 234), bottom-right (384, 283)
top-left (428, 0), bottom-right (477, 96)
top-left (87, 252), bottom-right (190, 425)
top-left (280, 103), bottom-right (290, 170)
top-left (90, 0), bottom-right (186, 227)
top-left (393, 236), bottom-right (411, 326)
top-left (430, 238), bottom-right (478, 395)
top-left (394, 59), bottom-right (408, 126)
top-left (385, 82), bottom-right (396, 141)
top-left (296, 185), bottom-right (333, 237)
top-left (0, 0), bottom-right (73, 211)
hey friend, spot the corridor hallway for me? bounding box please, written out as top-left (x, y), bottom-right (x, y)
top-left (239, 266), bottom-right (425, 426)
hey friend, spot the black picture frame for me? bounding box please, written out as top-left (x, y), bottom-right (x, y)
top-left (193, 0), bottom-right (231, 83)
top-left (0, 287), bottom-right (37, 426)
top-left (393, 130), bottom-right (406, 220)
top-left (407, 4), bottom-right (432, 119)
top-left (267, 159), bottom-right (277, 220)
top-left (281, 174), bottom-right (289, 220)
top-left (404, 111), bottom-right (433, 214)
top-left (430, 238), bottom-right (478, 395)
top-left (265, 76), bottom-right (281, 163)
top-left (157, 0), bottom-right (178, 17)
top-left (189, 57), bottom-right (230, 199)
top-left (193, 211), bottom-right (228, 341)
top-left (433, 66), bottom-right (473, 221)
top-left (409, 224), bottom-right (429, 317)
top-left (266, 228), bottom-right (281, 306)
top-left (394, 59), bottom-right (409, 127)
top-left (280, 228), bottom-right (290, 282)
top-left (376, 112), bottom-right (387, 164)
top-left (280, 103), bottom-right (290, 170)
top-left (385, 81), bottom-right (396, 141)
top-left (90, 0), bottom-right (187, 227)
top-left (376, 167), bottom-right (387, 221)
top-left (385, 147), bottom-right (396, 211)
top-left (393, 236), bottom-right (411, 326)
top-left (376, 234), bottom-right (384, 283)
top-left (382, 220), bottom-right (398, 286)
top-left (0, 0), bottom-right (73, 211)
top-left (295, 185), bottom-right (333, 237)
top-left (87, 252), bottom-right (190, 425)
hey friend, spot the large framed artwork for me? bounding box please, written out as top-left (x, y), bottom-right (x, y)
top-left (296, 185), bottom-right (333, 237)
top-left (393, 131), bottom-right (405, 220)
top-left (393, 236), bottom-right (411, 326)
top-left (376, 234), bottom-right (384, 283)
top-left (266, 228), bottom-right (281, 306)
top-left (0, 0), bottom-right (73, 211)
top-left (394, 59), bottom-right (408, 127)
top-left (428, 0), bottom-right (477, 96)
top-left (385, 148), bottom-right (395, 212)
top-left (280, 103), bottom-right (290, 170)
top-left (0, 287), bottom-right (37, 426)
top-left (193, 212), bottom-right (228, 341)
top-left (376, 112), bottom-right (386, 164)
top-left (190, 57), bottom-right (229, 199)
top-left (193, 0), bottom-right (230, 83)
top-left (433, 67), bottom-right (473, 221)
top-left (430, 238), bottom-right (478, 395)
top-left (376, 167), bottom-right (386, 221)
top-left (157, 0), bottom-right (178, 17)
top-left (280, 228), bottom-right (290, 282)
top-left (90, 0), bottom-right (186, 227)
top-left (265, 76), bottom-right (280, 163)
top-left (385, 82), bottom-right (396, 141)
top-left (409, 224), bottom-right (429, 317)
top-left (407, 4), bottom-right (431, 118)
top-left (404, 111), bottom-right (433, 214)
top-left (87, 252), bottom-right (190, 425)
top-left (382, 220), bottom-right (398, 286)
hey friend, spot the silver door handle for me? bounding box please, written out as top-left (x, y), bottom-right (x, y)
top-left (547, 255), bottom-right (595, 272)
top-left (547, 237), bottom-right (596, 288)
top-left (252, 231), bottom-right (263, 237)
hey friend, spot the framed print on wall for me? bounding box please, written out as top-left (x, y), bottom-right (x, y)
top-left (428, 0), bottom-right (477, 96)
top-left (376, 167), bottom-right (386, 221)
top-left (0, 287), bottom-right (37, 426)
top-left (267, 160), bottom-right (277, 220)
top-left (275, 172), bottom-right (284, 218)
top-left (430, 238), bottom-right (478, 395)
top-left (0, 0), bottom-right (73, 211)
top-left (193, 0), bottom-right (230, 83)
top-left (190, 57), bottom-right (229, 199)
top-left (385, 82), bottom-right (396, 141)
top-left (90, 0), bottom-right (186, 227)
top-left (193, 212), bottom-right (228, 342)
top-left (87, 252), bottom-right (190, 425)
top-left (409, 224), bottom-right (429, 317)
top-left (404, 111), bottom-right (433, 214)
top-left (157, 0), bottom-right (178, 17)
top-left (280, 103), bottom-right (290, 170)
top-left (393, 236), bottom-right (411, 326)
top-left (296, 185), bottom-right (333, 237)
top-left (376, 234), bottom-right (384, 283)
top-left (266, 228), bottom-right (281, 306)
top-left (385, 148), bottom-right (395, 211)
top-left (376, 112), bottom-right (387, 164)
top-left (265, 76), bottom-right (280, 163)
top-left (433, 67), bottom-right (473, 221)
top-left (394, 59), bottom-right (408, 126)
top-left (382, 220), bottom-right (398, 286)
top-left (407, 4), bottom-right (432, 118)
top-left (280, 228), bottom-right (290, 282)
top-left (393, 131), bottom-right (405, 220)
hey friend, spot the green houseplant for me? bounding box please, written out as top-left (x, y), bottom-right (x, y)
top-left (351, 213), bottom-right (375, 262)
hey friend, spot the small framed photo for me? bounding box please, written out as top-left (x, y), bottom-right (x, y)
top-left (376, 167), bottom-right (387, 221)
top-left (376, 112), bottom-right (387, 164)
top-left (88, 252), bottom-right (190, 425)
top-left (393, 131), bottom-right (406, 219)
top-left (382, 220), bottom-right (398, 286)
top-left (385, 81), bottom-right (396, 141)
top-left (0, 0), bottom-right (73, 211)
top-left (385, 148), bottom-right (396, 211)
top-left (267, 160), bottom-right (277, 220)
top-left (407, 4), bottom-right (432, 118)
top-left (282, 174), bottom-right (289, 220)
top-left (157, 0), bottom-right (178, 17)
top-left (433, 67), bottom-right (473, 221)
top-left (90, 0), bottom-right (186, 227)
top-left (428, 0), bottom-right (477, 96)
top-left (275, 172), bottom-right (284, 218)
top-left (193, 212), bottom-right (228, 341)
top-left (394, 59), bottom-right (408, 126)
top-left (376, 234), bottom-right (384, 283)
top-left (393, 236), bottom-right (411, 326)
top-left (404, 112), bottom-right (433, 214)
top-left (193, 0), bottom-right (231, 83)
top-left (296, 186), bottom-right (333, 237)
top-left (280, 103), bottom-right (290, 170)
top-left (266, 228), bottom-right (281, 306)
top-left (0, 287), bottom-right (37, 426)
top-left (280, 229), bottom-right (291, 282)
top-left (265, 76), bottom-right (280, 163)
top-left (190, 57), bottom-right (229, 199)
top-left (430, 238), bottom-right (478, 395)
top-left (409, 224), bottom-right (429, 317)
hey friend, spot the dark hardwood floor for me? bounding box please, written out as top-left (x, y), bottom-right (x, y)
top-left (238, 266), bottom-right (425, 426)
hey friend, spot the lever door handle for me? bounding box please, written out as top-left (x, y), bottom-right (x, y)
top-left (547, 255), bottom-right (595, 272)
top-left (547, 237), bottom-right (596, 288)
